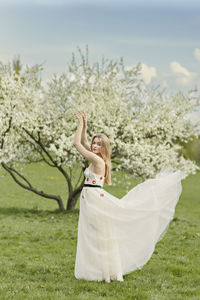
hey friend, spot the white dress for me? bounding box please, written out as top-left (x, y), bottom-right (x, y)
top-left (74, 167), bottom-right (184, 283)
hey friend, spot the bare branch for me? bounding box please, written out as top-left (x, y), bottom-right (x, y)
top-left (22, 127), bottom-right (57, 166)
top-left (1, 162), bottom-right (65, 211)
top-left (57, 165), bottom-right (72, 194)
top-left (74, 167), bottom-right (84, 190)
top-left (1, 116), bottom-right (12, 149)
top-left (20, 134), bottom-right (56, 167)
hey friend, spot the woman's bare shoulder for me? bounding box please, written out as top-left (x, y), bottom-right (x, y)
top-left (89, 159), bottom-right (105, 175)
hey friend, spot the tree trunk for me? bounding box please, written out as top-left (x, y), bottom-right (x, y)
top-left (67, 193), bottom-right (80, 210)
top-left (1, 161), bottom-right (85, 212)
top-left (1, 162), bottom-right (65, 212)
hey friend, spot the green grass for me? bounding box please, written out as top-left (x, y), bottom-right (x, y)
top-left (0, 162), bottom-right (200, 300)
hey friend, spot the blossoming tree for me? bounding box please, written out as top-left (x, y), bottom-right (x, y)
top-left (0, 47), bottom-right (199, 211)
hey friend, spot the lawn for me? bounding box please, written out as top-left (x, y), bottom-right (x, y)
top-left (0, 162), bottom-right (200, 300)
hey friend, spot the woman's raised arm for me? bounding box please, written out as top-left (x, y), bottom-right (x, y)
top-left (81, 112), bottom-right (91, 151)
top-left (73, 111), bottom-right (103, 166)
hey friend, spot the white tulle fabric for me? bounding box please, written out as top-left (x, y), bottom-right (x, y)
top-left (74, 167), bottom-right (184, 283)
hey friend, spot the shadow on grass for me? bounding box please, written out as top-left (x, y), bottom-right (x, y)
top-left (0, 206), bottom-right (80, 217)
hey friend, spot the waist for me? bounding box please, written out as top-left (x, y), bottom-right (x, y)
top-left (83, 184), bottom-right (103, 188)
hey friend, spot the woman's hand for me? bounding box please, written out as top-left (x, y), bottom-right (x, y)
top-left (82, 112), bottom-right (87, 127)
top-left (76, 111), bottom-right (84, 126)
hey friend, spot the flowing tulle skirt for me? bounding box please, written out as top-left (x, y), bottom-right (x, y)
top-left (74, 170), bottom-right (184, 282)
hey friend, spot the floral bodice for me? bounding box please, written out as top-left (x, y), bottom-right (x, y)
top-left (84, 167), bottom-right (105, 187)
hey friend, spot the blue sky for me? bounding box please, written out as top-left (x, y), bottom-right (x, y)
top-left (0, 0), bottom-right (200, 93)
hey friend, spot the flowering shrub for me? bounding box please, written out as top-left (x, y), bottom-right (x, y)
top-left (0, 47), bottom-right (199, 210)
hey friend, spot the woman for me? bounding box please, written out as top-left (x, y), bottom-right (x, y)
top-left (73, 111), bottom-right (184, 283)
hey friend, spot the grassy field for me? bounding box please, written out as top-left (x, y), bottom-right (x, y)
top-left (0, 162), bottom-right (200, 300)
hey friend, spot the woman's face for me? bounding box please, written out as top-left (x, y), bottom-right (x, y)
top-left (91, 137), bottom-right (102, 155)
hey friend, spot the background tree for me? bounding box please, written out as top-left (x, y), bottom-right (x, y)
top-left (0, 47), bottom-right (199, 211)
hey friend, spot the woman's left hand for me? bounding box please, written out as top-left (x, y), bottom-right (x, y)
top-left (76, 111), bottom-right (84, 125)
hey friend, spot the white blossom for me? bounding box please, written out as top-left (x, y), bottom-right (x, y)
top-left (0, 49), bottom-right (200, 181)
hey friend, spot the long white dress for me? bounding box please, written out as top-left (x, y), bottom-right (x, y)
top-left (74, 167), bottom-right (184, 283)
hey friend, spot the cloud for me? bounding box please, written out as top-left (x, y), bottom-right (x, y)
top-left (158, 60), bottom-right (199, 92)
top-left (186, 111), bottom-right (200, 134)
top-left (194, 48), bottom-right (200, 62)
top-left (0, 53), bottom-right (14, 62)
top-left (141, 63), bottom-right (157, 85)
top-left (160, 80), bottom-right (168, 89)
top-left (168, 61), bottom-right (197, 87)
top-left (170, 61), bottom-right (191, 77)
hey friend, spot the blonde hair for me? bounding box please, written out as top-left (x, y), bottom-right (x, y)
top-left (90, 134), bottom-right (112, 185)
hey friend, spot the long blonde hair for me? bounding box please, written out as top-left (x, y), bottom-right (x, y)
top-left (90, 134), bottom-right (112, 185)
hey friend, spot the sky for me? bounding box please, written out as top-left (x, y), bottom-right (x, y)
top-left (0, 0), bottom-right (200, 94)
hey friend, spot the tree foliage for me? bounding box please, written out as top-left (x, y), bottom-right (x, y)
top-left (0, 47), bottom-right (199, 211)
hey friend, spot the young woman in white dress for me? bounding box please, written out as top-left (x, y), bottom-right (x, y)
top-left (73, 111), bottom-right (184, 283)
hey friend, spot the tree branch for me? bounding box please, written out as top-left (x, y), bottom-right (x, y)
top-left (1, 116), bottom-right (12, 149)
top-left (21, 135), bottom-right (56, 167)
top-left (22, 127), bottom-right (57, 167)
top-left (1, 162), bottom-right (65, 211)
